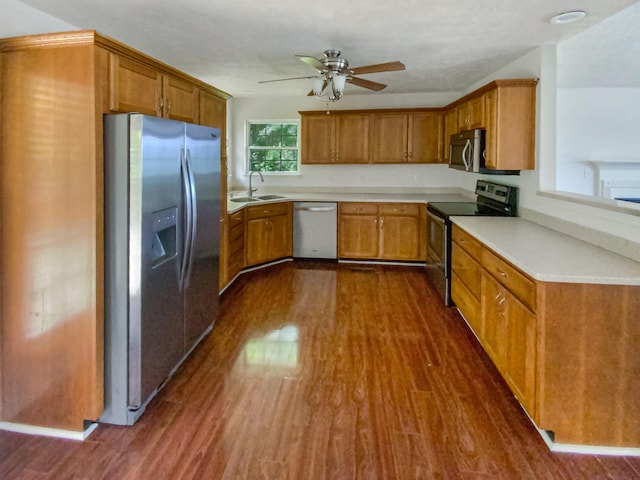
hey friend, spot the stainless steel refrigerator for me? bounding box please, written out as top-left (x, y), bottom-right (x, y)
top-left (100, 114), bottom-right (220, 425)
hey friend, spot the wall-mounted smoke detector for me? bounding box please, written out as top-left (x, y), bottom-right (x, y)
top-left (550, 10), bottom-right (587, 25)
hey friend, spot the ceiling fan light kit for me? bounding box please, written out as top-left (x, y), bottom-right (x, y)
top-left (259, 49), bottom-right (405, 102)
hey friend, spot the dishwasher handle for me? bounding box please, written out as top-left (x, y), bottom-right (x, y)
top-left (294, 206), bottom-right (337, 212)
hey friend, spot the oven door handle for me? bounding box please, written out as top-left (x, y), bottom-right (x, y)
top-left (427, 210), bottom-right (447, 225)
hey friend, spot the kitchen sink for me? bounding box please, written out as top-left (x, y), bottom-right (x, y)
top-left (230, 196), bottom-right (260, 203)
top-left (257, 194), bottom-right (286, 200)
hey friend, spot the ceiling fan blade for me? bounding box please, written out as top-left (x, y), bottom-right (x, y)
top-left (296, 55), bottom-right (326, 71)
top-left (348, 77), bottom-right (387, 91)
top-left (258, 75), bottom-right (319, 84)
top-left (350, 61), bottom-right (405, 75)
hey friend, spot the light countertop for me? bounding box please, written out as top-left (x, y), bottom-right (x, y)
top-left (451, 216), bottom-right (640, 286)
top-left (227, 190), bottom-right (471, 214)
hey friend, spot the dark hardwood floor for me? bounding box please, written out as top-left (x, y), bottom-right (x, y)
top-left (1, 260), bottom-right (639, 479)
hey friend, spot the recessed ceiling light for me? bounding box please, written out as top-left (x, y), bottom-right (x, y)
top-left (550, 10), bottom-right (587, 25)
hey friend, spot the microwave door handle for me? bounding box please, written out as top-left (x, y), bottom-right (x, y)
top-left (462, 139), bottom-right (472, 171)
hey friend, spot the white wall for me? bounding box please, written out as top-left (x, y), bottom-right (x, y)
top-left (0, 0), bottom-right (77, 37)
top-left (556, 88), bottom-right (640, 196)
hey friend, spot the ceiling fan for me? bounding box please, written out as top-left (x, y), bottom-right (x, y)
top-left (258, 50), bottom-right (406, 102)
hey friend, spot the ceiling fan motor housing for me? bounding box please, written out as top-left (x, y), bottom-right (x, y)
top-left (322, 50), bottom-right (349, 73)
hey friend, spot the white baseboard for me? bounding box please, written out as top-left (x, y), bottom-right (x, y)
top-left (0, 421), bottom-right (98, 441)
top-left (537, 428), bottom-right (640, 456)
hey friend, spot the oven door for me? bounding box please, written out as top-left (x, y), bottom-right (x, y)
top-left (426, 209), bottom-right (446, 274)
top-left (425, 209), bottom-right (448, 302)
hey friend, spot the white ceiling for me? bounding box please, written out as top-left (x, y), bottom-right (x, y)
top-left (14, 0), bottom-right (640, 98)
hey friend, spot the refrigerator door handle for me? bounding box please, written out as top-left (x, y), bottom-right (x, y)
top-left (180, 148), bottom-right (193, 292)
top-left (184, 148), bottom-right (198, 289)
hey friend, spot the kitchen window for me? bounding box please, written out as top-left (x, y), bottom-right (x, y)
top-left (246, 121), bottom-right (299, 174)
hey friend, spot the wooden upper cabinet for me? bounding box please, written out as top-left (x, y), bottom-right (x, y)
top-left (371, 111), bottom-right (443, 164)
top-left (199, 89), bottom-right (226, 132)
top-left (443, 108), bottom-right (457, 163)
top-left (161, 74), bottom-right (199, 123)
top-left (301, 113), bottom-right (370, 164)
top-left (372, 112), bottom-right (408, 163)
top-left (483, 82), bottom-right (537, 171)
top-left (109, 53), bottom-right (162, 116)
top-left (335, 113), bottom-right (370, 164)
top-left (408, 112), bottom-right (443, 163)
top-left (457, 95), bottom-right (485, 131)
top-left (109, 53), bottom-right (216, 125)
top-left (301, 114), bottom-right (334, 164)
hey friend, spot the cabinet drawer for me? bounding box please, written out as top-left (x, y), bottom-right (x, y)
top-left (229, 238), bottom-right (244, 258)
top-left (452, 225), bottom-right (482, 259)
top-left (379, 203), bottom-right (420, 216)
top-left (452, 272), bottom-right (481, 334)
top-left (481, 249), bottom-right (536, 311)
top-left (229, 210), bottom-right (245, 228)
top-left (246, 202), bottom-right (289, 220)
top-left (451, 242), bottom-right (481, 299)
top-left (340, 202), bottom-right (378, 215)
top-left (229, 223), bottom-right (244, 244)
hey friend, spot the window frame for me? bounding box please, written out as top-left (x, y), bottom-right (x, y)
top-left (245, 119), bottom-right (301, 175)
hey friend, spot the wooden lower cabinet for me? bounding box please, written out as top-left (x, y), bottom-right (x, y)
top-left (245, 203), bottom-right (292, 266)
top-left (502, 291), bottom-right (536, 416)
top-left (227, 209), bottom-right (245, 282)
top-left (451, 224), bottom-right (640, 448)
top-left (338, 203), bottom-right (425, 261)
top-left (339, 204), bottom-right (379, 258)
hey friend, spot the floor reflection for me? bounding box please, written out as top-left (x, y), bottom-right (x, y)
top-left (243, 325), bottom-right (299, 368)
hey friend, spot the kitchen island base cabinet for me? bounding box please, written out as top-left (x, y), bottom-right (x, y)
top-left (451, 224), bottom-right (640, 449)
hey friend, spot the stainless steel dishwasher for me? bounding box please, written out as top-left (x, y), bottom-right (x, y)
top-left (293, 202), bottom-right (337, 259)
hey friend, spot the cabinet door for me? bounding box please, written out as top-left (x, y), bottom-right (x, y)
top-left (481, 272), bottom-right (507, 370)
top-left (246, 218), bottom-right (271, 265)
top-left (269, 214), bottom-right (293, 260)
top-left (484, 88), bottom-right (498, 169)
top-left (408, 112), bottom-right (443, 163)
top-left (301, 115), bottom-right (334, 163)
top-left (379, 214), bottom-right (421, 260)
top-left (484, 85), bottom-right (536, 171)
top-left (443, 108), bottom-right (457, 162)
top-left (372, 113), bottom-right (407, 163)
top-left (162, 74), bottom-right (199, 123)
top-left (457, 96), bottom-right (485, 131)
top-left (503, 296), bottom-right (537, 416)
top-left (109, 53), bottom-right (162, 116)
top-left (339, 215), bottom-right (379, 258)
top-left (335, 114), bottom-right (370, 163)
top-left (199, 89), bottom-right (226, 131)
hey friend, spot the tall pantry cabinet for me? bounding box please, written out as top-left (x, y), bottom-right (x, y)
top-left (0, 31), bottom-right (229, 434)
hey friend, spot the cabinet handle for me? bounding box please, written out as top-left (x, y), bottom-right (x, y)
top-left (166, 99), bottom-right (171, 114)
top-left (380, 218), bottom-right (384, 229)
top-left (498, 269), bottom-right (508, 278)
top-left (159, 97), bottom-right (164, 114)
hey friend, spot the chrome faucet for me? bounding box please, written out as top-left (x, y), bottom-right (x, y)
top-left (248, 170), bottom-right (264, 197)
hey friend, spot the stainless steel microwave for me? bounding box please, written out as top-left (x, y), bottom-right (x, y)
top-left (448, 129), bottom-right (519, 175)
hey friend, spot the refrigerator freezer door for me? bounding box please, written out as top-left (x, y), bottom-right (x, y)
top-left (182, 123), bottom-right (221, 352)
top-left (128, 115), bottom-right (185, 408)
